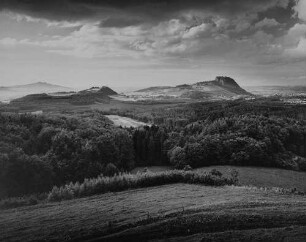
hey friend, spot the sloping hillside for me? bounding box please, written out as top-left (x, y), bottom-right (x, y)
top-left (9, 86), bottom-right (118, 107)
top-left (1, 184), bottom-right (306, 241)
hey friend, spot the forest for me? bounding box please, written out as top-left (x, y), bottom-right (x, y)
top-left (1, 98), bottom-right (306, 198)
top-left (115, 99), bottom-right (306, 170)
top-left (0, 112), bottom-right (134, 198)
top-left (134, 116), bottom-right (306, 170)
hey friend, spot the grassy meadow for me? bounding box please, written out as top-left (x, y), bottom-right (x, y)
top-left (1, 183), bottom-right (306, 241)
top-left (196, 166), bottom-right (306, 192)
top-left (1, 166), bottom-right (306, 241)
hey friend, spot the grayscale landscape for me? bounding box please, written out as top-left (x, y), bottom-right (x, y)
top-left (0, 0), bottom-right (306, 241)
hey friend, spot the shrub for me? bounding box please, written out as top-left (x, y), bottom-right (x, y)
top-left (230, 169), bottom-right (239, 184)
top-left (0, 193), bottom-right (47, 209)
top-left (183, 165), bottom-right (193, 171)
top-left (296, 157), bottom-right (306, 171)
top-left (103, 163), bottom-right (119, 177)
top-left (209, 169), bottom-right (223, 177)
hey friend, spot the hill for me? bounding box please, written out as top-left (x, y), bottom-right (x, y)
top-left (0, 82), bottom-right (72, 103)
top-left (9, 86), bottom-right (118, 107)
top-left (78, 86), bottom-right (117, 96)
top-left (115, 76), bottom-right (252, 102)
top-left (193, 76), bottom-right (250, 96)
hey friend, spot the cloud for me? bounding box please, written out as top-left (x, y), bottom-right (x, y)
top-left (294, 0), bottom-right (306, 21)
top-left (0, 0), bottom-right (302, 66)
top-left (0, 24), bottom-right (144, 58)
top-left (6, 11), bottom-right (83, 28)
top-left (255, 18), bottom-right (280, 29)
top-left (0, 37), bottom-right (18, 46)
top-left (283, 23), bottom-right (306, 46)
top-left (282, 23), bottom-right (306, 60)
top-left (284, 38), bottom-right (306, 58)
top-left (100, 17), bottom-right (142, 28)
top-left (298, 75), bottom-right (306, 79)
top-left (0, 0), bottom-right (292, 22)
top-left (182, 23), bottom-right (213, 39)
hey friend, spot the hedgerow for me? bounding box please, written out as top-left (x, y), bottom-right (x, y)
top-left (47, 170), bottom-right (236, 202)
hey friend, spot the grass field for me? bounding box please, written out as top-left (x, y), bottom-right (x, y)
top-left (1, 183), bottom-right (306, 241)
top-left (196, 166), bottom-right (306, 192)
top-left (153, 225), bottom-right (306, 242)
top-left (2, 166), bottom-right (306, 241)
top-left (105, 115), bottom-right (149, 128)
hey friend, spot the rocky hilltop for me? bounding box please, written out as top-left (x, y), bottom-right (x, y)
top-left (193, 76), bottom-right (250, 96)
top-left (215, 76), bottom-right (241, 88)
top-left (79, 86), bottom-right (117, 96)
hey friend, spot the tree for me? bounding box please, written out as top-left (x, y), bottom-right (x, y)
top-left (104, 163), bottom-right (119, 176)
top-left (113, 129), bottom-right (135, 170)
top-left (169, 146), bottom-right (187, 169)
top-left (184, 142), bottom-right (204, 167)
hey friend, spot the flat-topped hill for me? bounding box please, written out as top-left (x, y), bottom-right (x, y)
top-left (131, 76), bottom-right (251, 100)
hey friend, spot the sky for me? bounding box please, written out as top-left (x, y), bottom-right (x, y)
top-left (0, 0), bottom-right (306, 90)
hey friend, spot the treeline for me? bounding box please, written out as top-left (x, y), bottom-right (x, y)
top-left (133, 115), bottom-right (306, 170)
top-left (0, 112), bottom-right (134, 198)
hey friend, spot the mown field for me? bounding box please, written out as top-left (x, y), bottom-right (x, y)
top-left (1, 181), bottom-right (306, 241)
top-left (105, 114), bottom-right (149, 128)
top-left (197, 166), bottom-right (306, 192)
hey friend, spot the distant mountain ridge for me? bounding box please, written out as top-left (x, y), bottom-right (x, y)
top-left (0, 81), bottom-right (70, 89)
top-left (133, 76), bottom-right (251, 100)
top-left (137, 86), bottom-right (173, 92)
top-left (0, 82), bottom-right (72, 103)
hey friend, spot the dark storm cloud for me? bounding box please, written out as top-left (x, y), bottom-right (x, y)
top-left (0, 0), bottom-right (294, 23)
top-left (0, 0), bottom-right (95, 20)
top-left (256, 0), bottom-right (297, 36)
